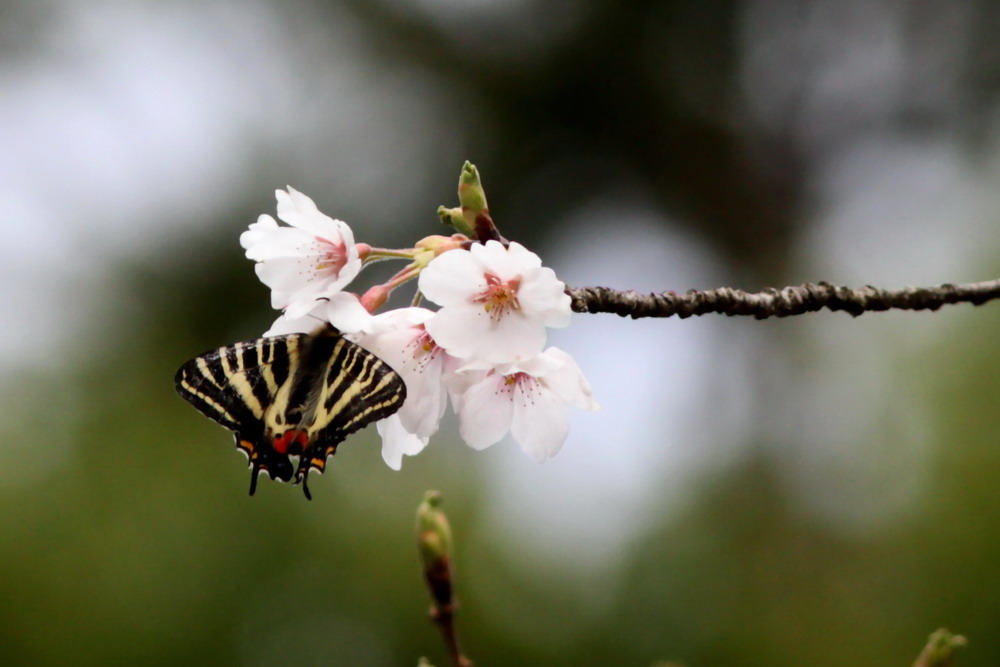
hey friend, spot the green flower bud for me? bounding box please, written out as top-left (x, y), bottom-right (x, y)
top-left (437, 205), bottom-right (474, 236)
top-left (417, 491), bottom-right (452, 564)
top-left (912, 629), bottom-right (967, 667)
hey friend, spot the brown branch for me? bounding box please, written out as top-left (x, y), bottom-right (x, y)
top-left (567, 279), bottom-right (1000, 320)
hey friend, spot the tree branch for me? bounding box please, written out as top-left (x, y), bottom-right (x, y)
top-left (567, 279), bottom-right (1000, 320)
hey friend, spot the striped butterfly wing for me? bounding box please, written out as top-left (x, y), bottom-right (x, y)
top-left (290, 329), bottom-right (408, 498)
top-left (175, 334), bottom-right (307, 488)
top-left (174, 326), bottom-right (406, 499)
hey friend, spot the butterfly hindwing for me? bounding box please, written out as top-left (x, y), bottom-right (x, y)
top-left (175, 326), bottom-right (406, 499)
top-left (291, 331), bottom-right (408, 495)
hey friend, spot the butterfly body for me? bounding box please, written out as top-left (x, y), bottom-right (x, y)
top-left (175, 326), bottom-right (406, 499)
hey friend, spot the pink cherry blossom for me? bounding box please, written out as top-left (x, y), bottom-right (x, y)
top-left (352, 308), bottom-right (460, 468)
top-left (419, 241), bottom-right (571, 363)
top-left (241, 187), bottom-right (361, 319)
top-left (448, 347), bottom-right (598, 462)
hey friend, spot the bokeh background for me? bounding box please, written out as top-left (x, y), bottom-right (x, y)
top-left (4, 1), bottom-right (1000, 665)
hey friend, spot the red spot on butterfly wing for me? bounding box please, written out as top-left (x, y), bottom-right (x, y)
top-left (273, 429), bottom-right (309, 455)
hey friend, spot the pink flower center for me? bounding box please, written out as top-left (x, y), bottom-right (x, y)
top-left (473, 273), bottom-right (521, 320)
top-left (313, 236), bottom-right (348, 275)
top-left (501, 372), bottom-right (542, 406)
top-left (404, 325), bottom-right (442, 372)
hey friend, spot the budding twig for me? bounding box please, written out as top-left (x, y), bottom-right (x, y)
top-left (567, 279), bottom-right (1000, 320)
top-left (416, 491), bottom-right (472, 667)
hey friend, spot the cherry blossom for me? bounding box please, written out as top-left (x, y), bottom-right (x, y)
top-left (419, 241), bottom-right (571, 363)
top-left (241, 187), bottom-right (361, 319)
top-left (448, 347), bottom-right (598, 462)
top-left (352, 307), bottom-right (459, 468)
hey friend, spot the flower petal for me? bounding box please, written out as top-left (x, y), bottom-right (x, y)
top-left (540, 347), bottom-right (600, 410)
top-left (425, 306), bottom-right (547, 363)
top-left (471, 240), bottom-right (541, 280)
top-left (376, 415), bottom-right (429, 470)
top-left (324, 292), bottom-right (373, 334)
top-left (457, 373), bottom-right (514, 450)
top-left (517, 266), bottom-right (571, 327)
top-left (510, 380), bottom-right (571, 462)
top-left (264, 310), bottom-right (322, 336)
top-left (419, 248), bottom-right (486, 307)
top-left (240, 215), bottom-right (280, 252)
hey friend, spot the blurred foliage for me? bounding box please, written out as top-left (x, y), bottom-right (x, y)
top-left (4, 0), bottom-right (1000, 665)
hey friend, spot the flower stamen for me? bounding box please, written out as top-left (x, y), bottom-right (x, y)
top-left (473, 273), bottom-right (521, 320)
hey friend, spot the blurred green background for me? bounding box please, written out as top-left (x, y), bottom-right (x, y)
top-left (3, 0), bottom-right (1000, 665)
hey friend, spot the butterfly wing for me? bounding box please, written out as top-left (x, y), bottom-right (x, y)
top-left (290, 328), bottom-right (407, 498)
top-left (174, 334), bottom-right (308, 490)
top-left (175, 326), bottom-right (407, 499)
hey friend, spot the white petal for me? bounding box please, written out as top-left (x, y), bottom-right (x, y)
top-left (504, 241), bottom-right (543, 270)
top-left (368, 306), bottom-right (434, 334)
top-left (480, 241), bottom-right (543, 282)
top-left (243, 226), bottom-right (315, 261)
top-left (457, 373), bottom-right (514, 450)
top-left (240, 215), bottom-right (280, 251)
top-left (264, 311), bottom-right (321, 336)
top-left (424, 306), bottom-right (547, 363)
top-left (254, 255), bottom-right (320, 292)
top-left (443, 365), bottom-right (487, 407)
top-left (275, 187), bottom-right (359, 248)
top-left (323, 292), bottom-right (373, 334)
top-left (539, 347), bottom-right (600, 410)
top-left (394, 360), bottom-right (448, 437)
top-left (488, 313), bottom-right (548, 362)
top-left (517, 266), bottom-right (572, 328)
top-left (471, 240), bottom-right (538, 279)
top-left (377, 415), bottom-right (429, 470)
top-left (510, 380), bottom-right (572, 462)
top-left (283, 297), bottom-right (325, 320)
top-left (419, 249), bottom-right (485, 307)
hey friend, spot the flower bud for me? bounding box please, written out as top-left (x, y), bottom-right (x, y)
top-left (360, 284), bottom-right (391, 313)
top-left (458, 161), bottom-right (488, 224)
top-left (416, 490), bottom-right (454, 610)
top-left (437, 206), bottom-right (474, 237)
top-left (457, 162), bottom-right (503, 243)
top-left (912, 629), bottom-right (967, 667)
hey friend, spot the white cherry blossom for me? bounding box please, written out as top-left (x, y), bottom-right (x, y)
top-left (419, 241), bottom-right (571, 363)
top-left (241, 187), bottom-right (361, 319)
top-left (352, 307), bottom-right (459, 468)
top-left (448, 347), bottom-right (598, 462)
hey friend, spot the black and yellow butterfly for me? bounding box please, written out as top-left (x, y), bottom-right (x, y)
top-left (174, 325), bottom-right (406, 499)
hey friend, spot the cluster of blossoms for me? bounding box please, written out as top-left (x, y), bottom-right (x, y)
top-left (240, 177), bottom-right (598, 470)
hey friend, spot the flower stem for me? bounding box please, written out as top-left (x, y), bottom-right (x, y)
top-left (365, 247), bottom-right (418, 261)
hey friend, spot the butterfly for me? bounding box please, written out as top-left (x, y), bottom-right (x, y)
top-left (174, 325), bottom-right (406, 499)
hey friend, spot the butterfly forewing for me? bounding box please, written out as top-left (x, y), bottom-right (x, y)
top-left (174, 326), bottom-right (406, 498)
